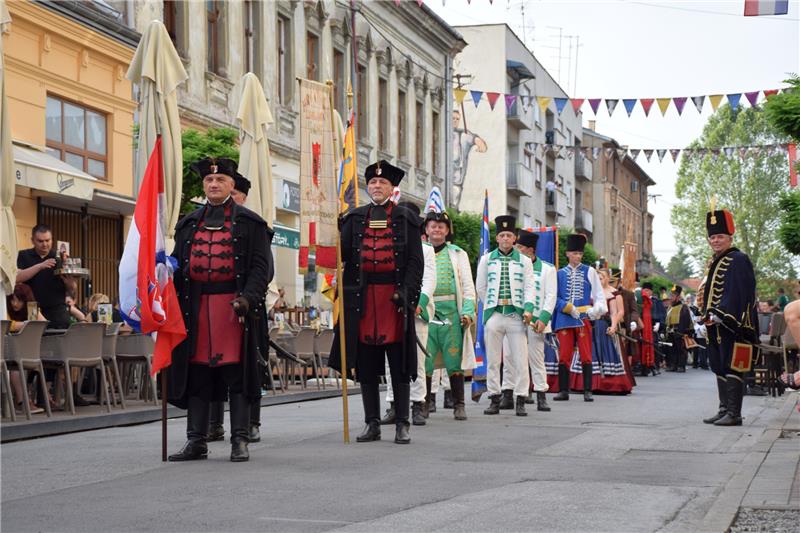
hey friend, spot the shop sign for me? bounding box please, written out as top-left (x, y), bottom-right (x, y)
top-left (273, 225), bottom-right (300, 249)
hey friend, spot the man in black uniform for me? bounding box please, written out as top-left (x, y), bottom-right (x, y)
top-left (700, 207), bottom-right (757, 427)
top-left (168, 158), bottom-right (273, 462)
top-left (330, 160), bottom-right (424, 444)
top-left (665, 285), bottom-right (693, 372)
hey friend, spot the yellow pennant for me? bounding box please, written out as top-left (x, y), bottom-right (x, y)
top-left (657, 98), bottom-right (671, 116)
top-left (453, 88), bottom-right (467, 105)
top-left (537, 96), bottom-right (552, 115)
top-left (709, 94), bottom-right (724, 111)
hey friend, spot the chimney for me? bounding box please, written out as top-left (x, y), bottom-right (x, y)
top-left (588, 120), bottom-right (596, 131)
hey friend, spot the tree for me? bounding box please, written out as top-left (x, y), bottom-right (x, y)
top-left (764, 74), bottom-right (800, 142)
top-left (670, 105), bottom-right (792, 291)
top-left (180, 127), bottom-right (239, 213)
top-left (447, 209), bottom-right (483, 277)
top-left (666, 246), bottom-right (695, 280)
top-left (778, 190), bottom-right (800, 256)
top-left (556, 228), bottom-right (599, 270)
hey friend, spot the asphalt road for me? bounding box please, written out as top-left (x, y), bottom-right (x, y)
top-left (1, 368), bottom-right (793, 532)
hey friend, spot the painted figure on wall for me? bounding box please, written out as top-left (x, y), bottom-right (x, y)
top-left (452, 108), bottom-right (487, 209)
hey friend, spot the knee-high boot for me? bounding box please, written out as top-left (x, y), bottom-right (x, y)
top-left (450, 374), bottom-right (467, 420)
top-left (168, 396), bottom-right (209, 461)
top-left (357, 383), bottom-right (381, 442)
top-left (423, 376), bottom-right (432, 418)
top-left (208, 401), bottom-right (225, 441)
top-left (582, 363), bottom-right (594, 402)
top-left (229, 393), bottom-right (251, 462)
top-left (714, 375), bottom-right (744, 426)
top-left (392, 380), bottom-right (411, 444)
top-left (249, 400), bottom-right (261, 443)
top-left (553, 364), bottom-right (570, 401)
top-left (703, 376), bottom-right (728, 424)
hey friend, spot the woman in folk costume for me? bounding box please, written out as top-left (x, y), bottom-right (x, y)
top-left (570, 268), bottom-right (633, 394)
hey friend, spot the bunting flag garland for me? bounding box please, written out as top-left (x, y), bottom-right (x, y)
top-left (616, 148), bottom-right (627, 160)
top-left (744, 91), bottom-right (759, 107)
top-left (606, 99), bottom-right (619, 117)
top-left (454, 88), bottom-right (467, 105)
top-left (537, 96), bottom-right (552, 115)
top-left (641, 98), bottom-right (655, 116)
top-left (727, 93), bottom-right (742, 111)
top-left (604, 147), bottom-right (615, 158)
top-left (670, 148), bottom-right (681, 162)
top-left (644, 149), bottom-right (654, 162)
top-left (486, 91), bottom-right (501, 110)
top-left (504, 93), bottom-right (516, 112)
top-left (588, 98), bottom-right (602, 114)
top-left (470, 89), bottom-right (482, 107)
top-left (692, 95), bottom-right (706, 113)
top-left (657, 97), bottom-right (671, 116)
top-left (554, 97), bottom-right (568, 115)
top-left (630, 148), bottom-right (641, 160)
top-left (657, 149), bottom-right (667, 162)
top-left (571, 98), bottom-right (584, 114)
top-left (623, 99), bottom-right (637, 117)
top-left (764, 89), bottom-right (779, 98)
top-left (673, 97), bottom-right (688, 116)
top-left (592, 147), bottom-right (602, 161)
top-left (709, 94), bottom-right (724, 111)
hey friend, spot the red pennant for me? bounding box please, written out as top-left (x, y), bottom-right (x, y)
top-left (640, 98), bottom-right (655, 117)
top-left (570, 98), bottom-right (584, 114)
top-left (744, 91), bottom-right (760, 107)
top-left (588, 98), bottom-right (601, 115)
top-left (763, 89), bottom-right (779, 99)
top-left (486, 92), bottom-right (501, 110)
top-left (789, 143), bottom-right (797, 188)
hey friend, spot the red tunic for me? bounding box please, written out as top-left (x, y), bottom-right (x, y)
top-left (641, 294), bottom-right (654, 367)
top-left (189, 206), bottom-right (243, 365)
top-left (359, 205), bottom-right (402, 345)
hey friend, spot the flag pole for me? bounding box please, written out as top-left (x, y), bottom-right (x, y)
top-left (161, 368), bottom-right (167, 461)
top-left (328, 79), bottom-right (350, 443)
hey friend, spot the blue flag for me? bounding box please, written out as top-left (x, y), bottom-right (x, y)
top-left (531, 226), bottom-right (558, 267)
top-left (471, 190), bottom-right (491, 401)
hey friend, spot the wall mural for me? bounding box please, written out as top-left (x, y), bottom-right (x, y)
top-left (451, 107), bottom-right (487, 209)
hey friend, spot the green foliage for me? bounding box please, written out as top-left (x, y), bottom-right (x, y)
top-left (670, 105), bottom-right (792, 281)
top-left (778, 190), bottom-right (800, 256)
top-left (641, 275), bottom-right (674, 296)
top-left (666, 246), bottom-right (696, 280)
top-left (447, 209), bottom-right (483, 277)
top-left (764, 74), bottom-right (800, 142)
top-left (180, 128), bottom-right (239, 213)
top-left (557, 228), bottom-right (598, 269)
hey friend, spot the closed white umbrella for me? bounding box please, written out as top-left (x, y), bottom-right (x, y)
top-left (0, 1), bottom-right (17, 318)
top-left (126, 20), bottom-right (187, 244)
top-left (233, 72), bottom-right (275, 222)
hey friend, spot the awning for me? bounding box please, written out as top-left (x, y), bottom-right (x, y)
top-left (506, 60), bottom-right (535, 80)
top-left (13, 142), bottom-right (96, 201)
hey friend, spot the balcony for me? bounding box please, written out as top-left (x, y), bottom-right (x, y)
top-left (545, 188), bottom-right (567, 216)
top-left (575, 208), bottom-right (593, 234)
top-left (545, 130), bottom-right (555, 145)
top-left (508, 162), bottom-right (534, 197)
top-left (507, 100), bottom-right (532, 130)
top-left (575, 152), bottom-right (593, 181)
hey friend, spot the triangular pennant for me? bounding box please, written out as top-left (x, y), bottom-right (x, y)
top-left (670, 148), bottom-right (681, 162)
top-left (673, 97), bottom-right (687, 116)
top-left (683, 150), bottom-right (693, 162)
top-left (567, 147), bottom-right (575, 160)
top-left (726, 93), bottom-right (741, 112)
top-left (744, 91), bottom-right (759, 107)
top-left (697, 148), bottom-right (707, 158)
top-left (558, 146), bottom-right (568, 159)
top-left (570, 98), bottom-right (584, 114)
top-left (656, 149), bottom-right (667, 162)
top-left (643, 149), bottom-right (654, 162)
top-left (588, 98), bottom-right (602, 115)
top-left (709, 94), bottom-right (724, 111)
top-left (691, 95), bottom-right (705, 113)
top-left (723, 147), bottom-right (735, 158)
top-left (554, 97), bottom-right (568, 115)
top-left (630, 148), bottom-right (641, 160)
top-left (640, 98), bottom-right (655, 117)
top-left (454, 88), bottom-right (468, 105)
top-left (616, 148), bottom-right (627, 160)
top-left (583, 147), bottom-right (592, 158)
top-left (763, 89), bottom-right (779, 99)
top-left (738, 146), bottom-right (748, 159)
top-left (470, 90), bottom-right (482, 107)
top-left (606, 99), bottom-right (619, 117)
top-left (537, 96), bottom-right (552, 114)
top-left (504, 94), bottom-right (517, 112)
top-left (622, 99), bottom-right (637, 117)
top-left (486, 92), bottom-right (501, 110)
top-left (657, 98), bottom-right (671, 116)
top-left (591, 147), bottom-right (602, 161)
top-left (711, 148), bottom-right (721, 161)
top-left (604, 147), bottom-right (615, 158)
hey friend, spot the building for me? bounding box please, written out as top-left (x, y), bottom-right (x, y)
top-left (6, 1), bottom-right (139, 302)
top-left (451, 23), bottom-right (581, 230)
top-left (127, 0), bottom-right (464, 307)
top-left (583, 124), bottom-right (655, 272)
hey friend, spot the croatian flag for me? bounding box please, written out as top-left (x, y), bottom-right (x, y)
top-left (471, 190), bottom-right (490, 401)
top-left (744, 0), bottom-right (788, 16)
top-left (119, 137), bottom-right (186, 375)
top-left (424, 186), bottom-right (445, 213)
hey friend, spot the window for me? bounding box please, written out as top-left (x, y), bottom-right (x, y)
top-left (415, 100), bottom-right (424, 168)
top-left (276, 14), bottom-right (292, 105)
top-left (431, 110), bottom-right (440, 176)
top-left (333, 49), bottom-right (345, 117)
top-left (535, 160), bottom-right (543, 187)
top-left (533, 96), bottom-right (541, 124)
top-left (566, 180), bottom-right (573, 208)
top-left (46, 95), bottom-right (108, 180)
top-left (206, 1), bottom-right (226, 76)
top-left (244, 0), bottom-right (262, 79)
top-left (631, 179), bottom-right (639, 192)
top-left (163, 1), bottom-right (185, 56)
top-left (306, 32), bottom-right (319, 81)
top-left (398, 88), bottom-right (407, 158)
top-left (378, 78), bottom-right (388, 150)
top-left (356, 62), bottom-right (367, 141)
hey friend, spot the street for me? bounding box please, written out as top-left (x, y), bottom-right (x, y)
top-left (2, 369), bottom-right (797, 533)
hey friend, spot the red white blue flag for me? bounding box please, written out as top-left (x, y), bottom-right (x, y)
top-left (119, 137), bottom-right (186, 375)
top-left (744, 0), bottom-right (789, 16)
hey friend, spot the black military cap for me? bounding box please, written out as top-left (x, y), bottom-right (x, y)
top-left (494, 215), bottom-right (516, 236)
top-left (566, 233), bottom-right (587, 252)
top-left (671, 285), bottom-right (683, 296)
top-left (191, 157), bottom-right (238, 179)
top-left (610, 267), bottom-right (622, 280)
top-left (365, 160), bottom-right (404, 186)
top-left (233, 173), bottom-right (251, 196)
top-left (642, 281), bottom-right (654, 290)
top-left (516, 229), bottom-right (539, 249)
top-left (424, 211), bottom-right (453, 235)
top-left (706, 209), bottom-right (735, 237)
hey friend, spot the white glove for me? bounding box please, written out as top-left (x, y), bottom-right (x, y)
top-left (569, 307), bottom-right (581, 320)
top-left (630, 321), bottom-right (637, 332)
top-left (653, 323), bottom-right (660, 333)
top-left (587, 309), bottom-right (599, 320)
top-left (709, 313), bottom-right (722, 324)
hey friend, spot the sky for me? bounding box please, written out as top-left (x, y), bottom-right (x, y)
top-left (423, 0), bottom-right (800, 265)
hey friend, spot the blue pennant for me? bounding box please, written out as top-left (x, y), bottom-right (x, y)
top-left (554, 98), bottom-right (568, 115)
top-left (623, 99), bottom-right (637, 117)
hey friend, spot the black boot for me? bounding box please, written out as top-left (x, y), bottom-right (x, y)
top-left (483, 394), bottom-right (501, 415)
top-left (443, 389), bottom-right (454, 409)
top-left (515, 395), bottom-right (527, 416)
top-left (677, 349), bottom-right (687, 373)
top-left (357, 383), bottom-right (381, 442)
top-left (536, 391), bottom-right (551, 412)
top-left (428, 393), bottom-right (437, 414)
top-left (412, 402), bottom-right (427, 426)
top-left (229, 393), bottom-right (250, 462)
top-left (499, 389), bottom-right (514, 409)
top-left (168, 396), bottom-right (209, 461)
top-left (208, 401), bottom-right (225, 442)
top-left (380, 401), bottom-right (396, 425)
top-left (715, 375), bottom-right (744, 426)
top-left (249, 400), bottom-right (261, 443)
top-left (424, 376), bottom-right (434, 416)
top-left (450, 374), bottom-right (467, 421)
top-left (582, 363), bottom-right (594, 402)
top-left (553, 364), bottom-right (570, 401)
top-left (703, 376), bottom-right (728, 424)
top-left (525, 390), bottom-right (536, 404)
top-left (392, 381), bottom-right (411, 444)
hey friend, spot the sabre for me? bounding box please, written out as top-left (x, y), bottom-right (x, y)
top-left (415, 335), bottom-right (432, 359)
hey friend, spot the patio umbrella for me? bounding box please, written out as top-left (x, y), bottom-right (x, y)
top-left (0, 1), bottom-right (17, 318)
top-left (233, 72), bottom-right (275, 222)
top-left (126, 20), bottom-right (187, 244)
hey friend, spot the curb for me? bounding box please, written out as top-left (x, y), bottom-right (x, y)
top-left (698, 392), bottom-right (799, 533)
